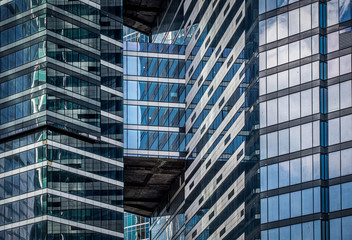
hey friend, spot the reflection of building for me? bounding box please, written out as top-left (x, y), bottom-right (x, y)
top-left (124, 26), bottom-right (149, 43)
top-left (124, 212), bottom-right (150, 240)
top-left (123, 0), bottom-right (352, 239)
top-left (259, 0), bottom-right (352, 239)
top-left (0, 0), bottom-right (124, 239)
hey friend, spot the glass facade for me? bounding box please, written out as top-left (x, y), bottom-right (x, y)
top-left (125, 0), bottom-right (352, 239)
top-left (0, 0), bottom-right (124, 239)
top-left (123, 41), bottom-right (186, 157)
top-left (2, 0), bottom-right (352, 238)
top-left (259, 0), bottom-right (352, 239)
top-left (124, 213), bottom-right (150, 240)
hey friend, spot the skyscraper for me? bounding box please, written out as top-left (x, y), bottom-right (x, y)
top-left (0, 0), bottom-right (124, 239)
top-left (123, 0), bottom-right (352, 239)
top-left (259, 0), bottom-right (352, 239)
top-left (1, 0), bottom-right (352, 239)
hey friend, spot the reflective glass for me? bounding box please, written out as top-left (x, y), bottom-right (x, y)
top-left (268, 196), bottom-right (278, 222)
top-left (279, 193), bottom-right (289, 220)
top-left (279, 161), bottom-right (289, 187)
top-left (330, 218), bottom-right (342, 240)
top-left (341, 148), bottom-right (352, 176)
top-left (268, 164), bottom-right (278, 190)
top-left (290, 158), bottom-right (301, 185)
top-left (330, 184), bottom-right (341, 211)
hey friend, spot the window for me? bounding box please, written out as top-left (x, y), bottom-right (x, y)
top-left (289, 9), bottom-right (299, 36)
top-left (279, 193), bottom-right (290, 219)
top-left (328, 0), bottom-right (339, 26)
top-left (302, 188), bottom-right (313, 215)
top-left (340, 80), bottom-right (352, 109)
top-left (329, 84), bottom-right (340, 112)
top-left (290, 93), bottom-right (301, 120)
top-left (278, 129), bottom-right (289, 155)
top-left (278, 13), bottom-right (288, 39)
top-left (279, 161), bottom-right (289, 187)
top-left (300, 5), bottom-right (312, 32)
top-left (341, 148), bottom-right (352, 176)
top-left (268, 196), bottom-right (279, 222)
top-left (330, 219), bottom-right (342, 240)
top-left (328, 32), bottom-right (339, 53)
top-left (278, 96), bottom-right (289, 123)
top-left (339, 0), bottom-right (352, 22)
top-left (268, 164), bottom-right (278, 190)
top-left (291, 191), bottom-right (302, 217)
top-left (267, 99), bottom-right (277, 125)
top-left (330, 184), bottom-right (341, 211)
top-left (329, 118), bottom-right (340, 145)
top-left (267, 17), bottom-right (277, 43)
top-left (302, 155), bottom-right (313, 182)
top-left (290, 158), bottom-right (301, 185)
top-left (341, 115), bottom-right (352, 142)
top-left (268, 132), bottom-right (278, 158)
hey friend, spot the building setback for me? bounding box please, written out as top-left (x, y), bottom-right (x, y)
top-left (0, 0), bottom-right (124, 239)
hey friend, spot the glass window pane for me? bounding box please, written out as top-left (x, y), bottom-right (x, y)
top-left (302, 188), bottom-right (313, 215)
top-left (302, 222), bottom-right (314, 240)
top-left (328, 0), bottom-right (339, 26)
top-left (261, 166), bottom-right (268, 191)
top-left (278, 70), bottom-right (288, 90)
top-left (280, 226), bottom-right (290, 239)
top-left (329, 184), bottom-right (341, 211)
top-left (279, 193), bottom-right (290, 220)
top-left (268, 196), bottom-right (278, 222)
top-left (340, 115), bottom-right (352, 142)
top-left (290, 126), bottom-right (301, 152)
top-left (300, 5), bottom-right (312, 32)
top-left (267, 132), bottom-right (278, 158)
top-left (278, 13), bottom-right (288, 39)
top-left (341, 148), bottom-right (352, 176)
top-left (267, 99), bottom-right (277, 126)
top-left (291, 191), bottom-right (301, 218)
top-left (301, 123), bottom-right (313, 149)
top-left (340, 54), bottom-right (351, 75)
top-left (340, 80), bottom-right (352, 109)
top-left (289, 9), bottom-right (299, 36)
top-left (329, 84), bottom-right (340, 112)
top-left (261, 198), bottom-right (268, 223)
top-left (267, 48), bottom-right (277, 69)
top-left (279, 161), bottom-right (290, 187)
top-left (328, 118), bottom-right (340, 145)
top-left (339, 0), bottom-right (352, 22)
top-left (329, 151), bottom-right (341, 179)
top-left (342, 216), bottom-right (352, 239)
top-left (291, 224), bottom-right (302, 240)
top-left (266, 17), bottom-right (277, 43)
top-left (278, 45), bottom-right (288, 65)
top-left (328, 32), bottom-right (339, 53)
top-left (267, 74), bottom-right (277, 94)
top-left (290, 158), bottom-right (301, 185)
top-left (278, 129), bottom-right (289, 155)
top-left (330, 218), bottom-right (341, 240)
top-left (302, 155), bottom-right (313, 182)
top-left (268, 164), bottom-right (278, 190)
top-left (341, 182), bottom-right (352, 209)
top-left (328, 58), bottom-right (340, 78)
top-left (289, 41), bottom-right (300, 62)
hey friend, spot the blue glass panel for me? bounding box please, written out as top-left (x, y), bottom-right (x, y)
top-left (342, 216), bottom-right (352, 239)
top-left (330, 218), bottom-right (341, 240)
top-left (339, 0), bottom-right (351, 22)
